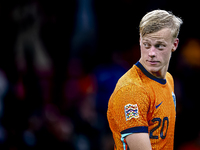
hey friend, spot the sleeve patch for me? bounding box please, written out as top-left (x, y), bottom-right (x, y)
top-left (124, 104), bottom-right (139, 121)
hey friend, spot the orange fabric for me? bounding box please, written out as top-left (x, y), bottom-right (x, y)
top-left (107, 62), bottom-right (176, 150)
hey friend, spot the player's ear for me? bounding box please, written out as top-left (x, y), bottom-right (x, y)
top-left (172, 38), bottom-right (179, 52)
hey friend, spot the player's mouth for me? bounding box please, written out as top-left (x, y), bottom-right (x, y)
top-left (147, 60), bottom-right (160, 65)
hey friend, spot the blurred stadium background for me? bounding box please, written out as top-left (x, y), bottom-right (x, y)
top-left (0, 0), bottom-right (200, 149)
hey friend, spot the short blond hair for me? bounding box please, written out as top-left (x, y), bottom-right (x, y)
top-left (139, 10), bottom-right (183, 39)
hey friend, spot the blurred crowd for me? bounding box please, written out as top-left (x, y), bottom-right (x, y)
top-left (0, 0), bottom-right (200, 150)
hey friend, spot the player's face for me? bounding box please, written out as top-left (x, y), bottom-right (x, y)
top-left (139, 28), bottom-right (179, 78)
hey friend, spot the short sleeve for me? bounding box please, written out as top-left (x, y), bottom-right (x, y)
top-left (108, 84), bottom-right (150, 134)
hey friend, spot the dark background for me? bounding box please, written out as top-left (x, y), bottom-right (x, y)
top-left (0, 0), bottom-right (200, 149)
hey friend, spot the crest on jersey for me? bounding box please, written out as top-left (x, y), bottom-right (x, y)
top-left (124, 104), bottom-right (139, 121)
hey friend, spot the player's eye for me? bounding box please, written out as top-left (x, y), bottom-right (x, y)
top-left (143, 43), bottom-right (151, 49)
top-left (155, 44), bottom-right (165, 50)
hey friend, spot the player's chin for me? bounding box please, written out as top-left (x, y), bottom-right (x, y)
top-left (148, 66), bottom-right (162, 74)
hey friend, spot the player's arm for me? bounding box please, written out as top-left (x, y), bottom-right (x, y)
top-left (126, 133), bottom-right (152, 150)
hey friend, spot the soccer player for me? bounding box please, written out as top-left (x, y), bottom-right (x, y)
top-left (107, 10), bottom-right (183, 150)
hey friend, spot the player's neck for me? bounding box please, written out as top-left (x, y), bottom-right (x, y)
top-left (139, 59), bottom-right (168, 79)
top-left (151, 70), bottom-right (166, 79)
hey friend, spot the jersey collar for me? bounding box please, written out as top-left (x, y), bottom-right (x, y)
top-left (135, 61), bottom-right (166, 85)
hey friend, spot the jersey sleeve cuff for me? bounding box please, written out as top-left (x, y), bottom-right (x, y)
top-left (120, 126), bottom-right (148, 149)
top-left (121, 126), bottom-right (148, 137)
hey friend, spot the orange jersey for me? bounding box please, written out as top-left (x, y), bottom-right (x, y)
top-left (107, 61), bottom-right (176, 150)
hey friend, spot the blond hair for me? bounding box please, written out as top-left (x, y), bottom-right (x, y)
top-left (139, 10), bottom-right (183, 39)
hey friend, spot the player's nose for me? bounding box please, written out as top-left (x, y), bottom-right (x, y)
top-left (148, 47), bottom-right (156, 58)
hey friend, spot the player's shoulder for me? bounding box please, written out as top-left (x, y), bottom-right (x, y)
top-left (166, 72), bottom-right (174, 86)
top-left (109, 65), bottom-right (149, 104)
top-left (166, 71), bottom-right (173, 79)
top-left (114, 65), bottom-right (143, 90)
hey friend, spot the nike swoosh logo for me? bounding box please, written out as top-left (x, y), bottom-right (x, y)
top-left (156, 101), bottom-right (163, 109)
